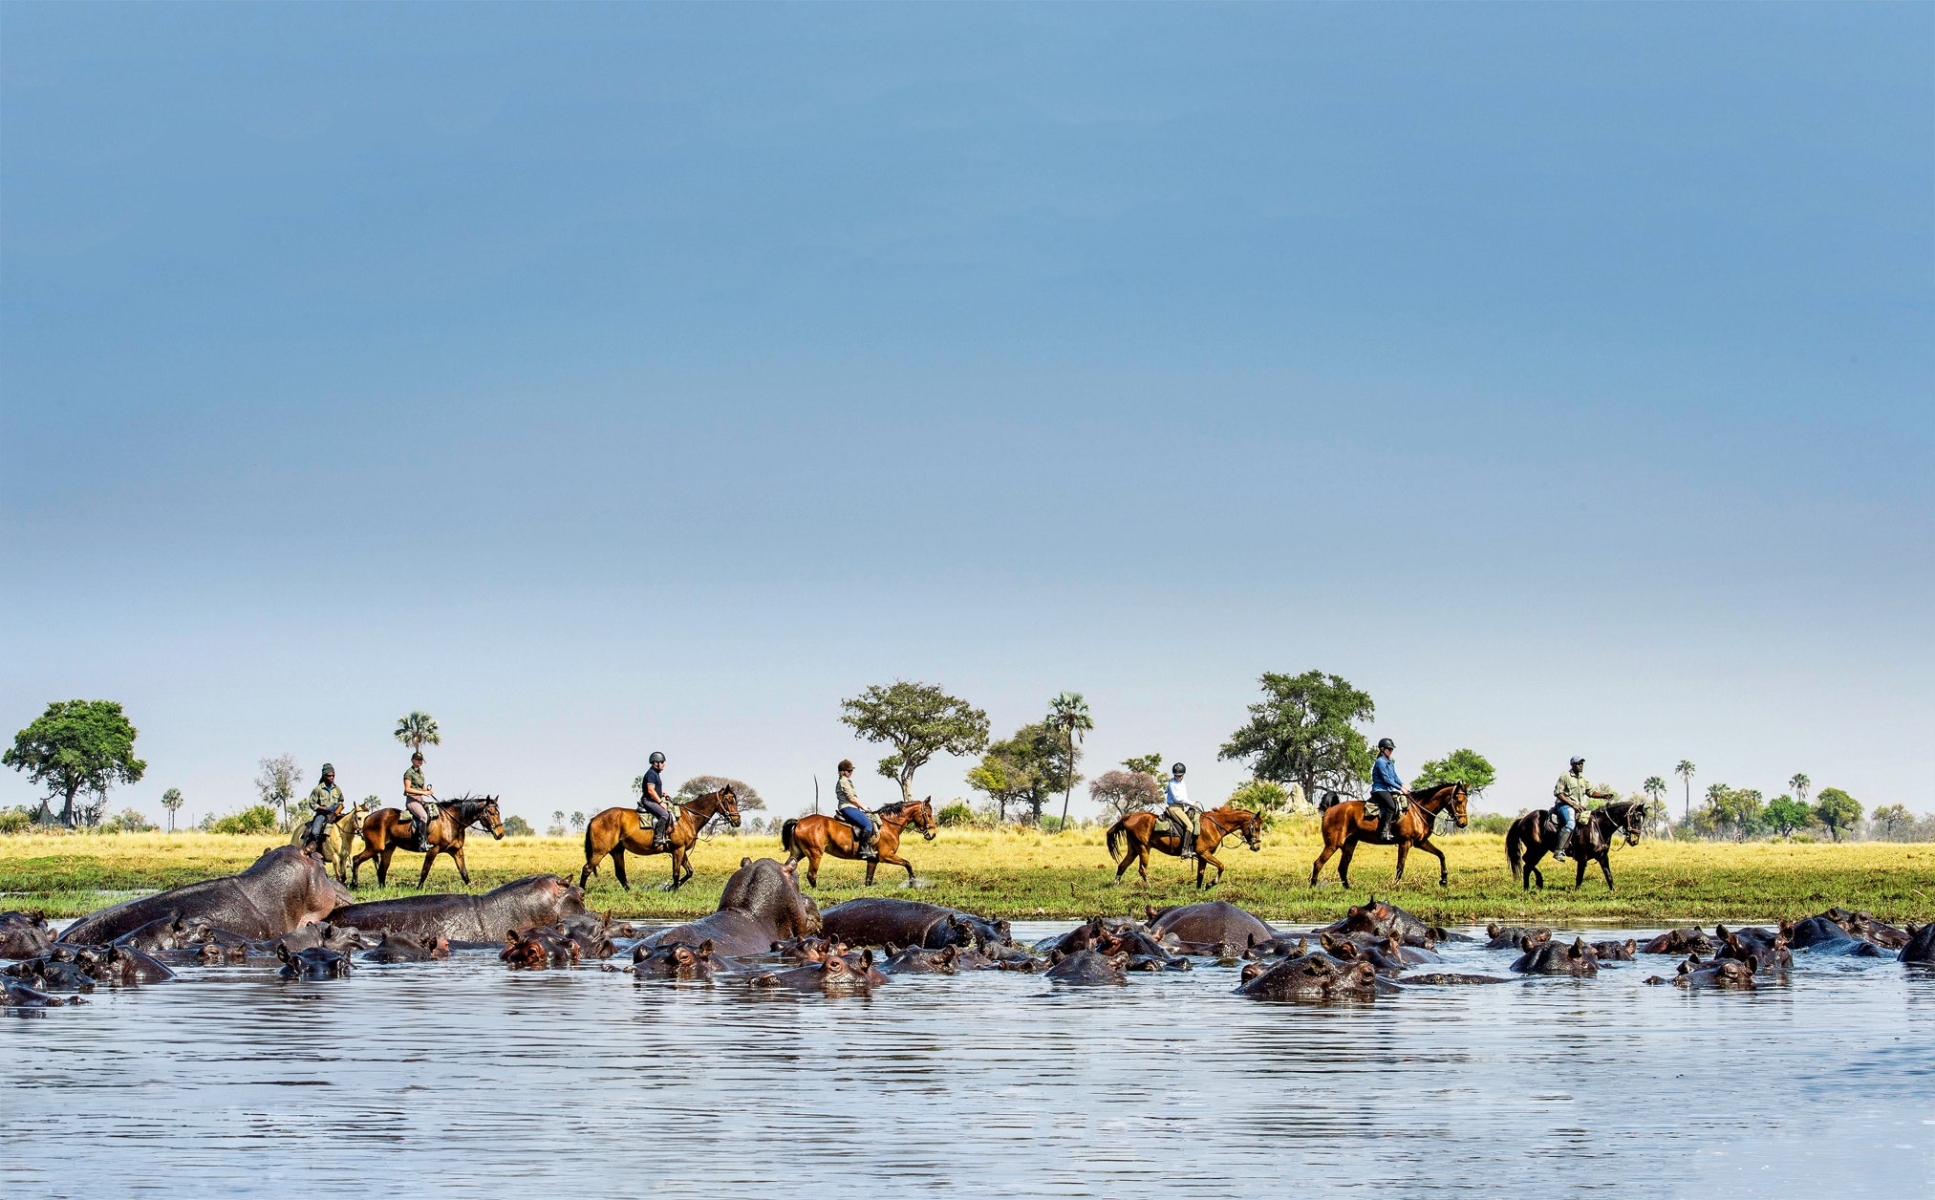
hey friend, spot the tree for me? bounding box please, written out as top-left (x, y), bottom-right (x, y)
top-left (394, 711), bottom-right (441, 755)
top-left (840, 682), bottom-right (990, 804)
top-left (1218, 671), bottom-right (1374, 804)
top-left (1789, 773), bottom-right (1811, 808)
top-left (502, 815), bottom-right (535, 837)
top-left (549, 810), bottom-right (567, 837)
top-left (1814, 787), bottom-right (1862, 842)
top-left (1674, 760), bottom-right (1697, 822)
top-left (569, 811), bottom-right (586, 832)
top-left (1870, 803), bottom-right (1911, 840)
top-left (1413, 749), bottom-right (1497, 797)
top-left (255, 754), bottom-right (303, 832)
top-left (161, 788), bottom-right (184, 834)
top-left (1706, 786), bottom-right (1764, 841)
top-left (1122, 753), bottom-right (1165, 778)
top-left (1763, 794), bottom-right (1814, 837)
top-left (675, 775), bottom-right (767, 810)
top-left (1089, 769), bottom-right (1161, 820)
top-left (1047, 692), bottom-right (1094, 830)
top-left (1641, 776), bottom-right (1669, 835)
top-left (966, 722), bottom-right (1066, 824)
top-left (4, 700), bottom-right (147, 828)
top-left (1227, 779), bottom-right (1291, 815)
top-left (966, 742), bottom-right (1036, 823)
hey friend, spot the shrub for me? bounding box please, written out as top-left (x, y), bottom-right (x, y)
top-left (208, 805), bottom-right (279, 835)
top-left (501, 815), bottom-right (535, 837)
top-left (1228, 779), bottom-right (1291, 814)
top-left (938, 802), bottom-right (975, 827)
top-left (0, 809), bottom-right (32, 835)
top-left (1461, 813), bottom-right (1513, 836)
top-left (1090, 770), bottom-right (1161, 819)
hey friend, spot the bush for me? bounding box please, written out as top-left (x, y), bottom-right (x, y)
top-left (501, 815), bottom-right (535, 837)
top-left (1461, 813), bottom-right (1513, 836)
top-left (1228, 779), bottom-right (1291, 814)
top-left (207, 805), bottom-right (279, 835)
top-left (0, 809), bottom-right (32, 835)
top-left (938, 802), bottom-right (975, 827)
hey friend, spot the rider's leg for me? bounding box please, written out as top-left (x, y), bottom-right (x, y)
top-left (406, 800), bottom-right (428, 847)
top-left (1553, 804), bottom-right (1575, 860)
top-left (1166, 806), bottom-right (1195, 859)
top-left (1371, 792), bottom-right (1394, 840)
top-left (638, 799), bottom-right (671, 847)
top-left (847, 809), bottom-right (878, 858)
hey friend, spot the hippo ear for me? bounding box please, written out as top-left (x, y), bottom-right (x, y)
top-left (1519, 935), bottom-right (1536, 952)
top-left (276, 942), bottom-right (292, 962)
top-left (1569, 939), bottom-right (1586, 958)
top-left (1486, 923), bottom-right (1500, 938)
top-left (862, 949), bottom-right (874, 967)
top-left (1623, 939), bottom-right (1636, 955)
top-left (941, 946), bottom-right (958, 964)
top-left (741, 857), bottom-right (753, 869)
top-left (698, 939), bottom-right (713, 955)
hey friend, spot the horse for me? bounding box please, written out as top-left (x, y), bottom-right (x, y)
top-left (289, 800), bottom-right (371, 884)
top-left (1505, 799), bottom-right (1647, 891)
top-left (1105, 806), bottom-right (1265, 890)
top-left (780, 799), bottom-right (937, 888)
top-left (578, 787), bottom-right (742, 893)
top-left (1309, 781), bottom-right (1469, 888)
top-left (351, 796), bottom-right (505, 888)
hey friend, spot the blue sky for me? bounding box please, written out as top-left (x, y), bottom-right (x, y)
top-left (3, 4), bottom-right (1929, 828)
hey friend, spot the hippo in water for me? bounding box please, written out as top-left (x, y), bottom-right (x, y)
top-left (329, 876), bottom-right (587, 946)
top-left (751, 951), bottom-right (879, 992)
top-left (632, 939), bottom-right (726, 981)
top-left (109, 913), bottom-right (209, 955)
top-left (361, 933), bottom-right (451, 963)
top-left (1511, 936), bottom-right (1600, 977)
top-left (62, 847), bottom-right (350, 945)
top-left (1486, 924), bottom-right (1551, 951)
top-left (4, 952), bottom-right (96, 993)
top-left (0, 911), bottom-right (57, 959)
top-left (879, 944), bottom-right (961, 975)
top-left (819, 898), bottom-right (1006, 951)
top-left (1045, 949), bottom-right (1128, 986)
top-left (644, 859), bottom-right (821, 958)
top-left (1318, 897), bottom-right (1438, 948)
top-left (1237, 952), bottom-right (1387, 1002)
top-left (1782, 916), bottom-right (1885, 957)
top-left (5, 981), bottom-right (85, 1008)
top-left (76, 944), bottom-right (176, 985)
top-left (264, 923), bottom-right (372, 956)
top-left (1641, 928), bottom-right (1714, 956)
top-left (1646, 955), bottom-right (1756, 990)
top-left (1147, 901), bottom-right (1276, 953)
top-left (277, 944), bottom-right (351, 980)
top-left (1898, 924), bottom-right (1935, 965)
top-left (501, 927), bottom-right (579, 970)
top-left (1588, 939), bottom-right (1638, 962)
top-left (1717, 931), bottom-right (1791, 972)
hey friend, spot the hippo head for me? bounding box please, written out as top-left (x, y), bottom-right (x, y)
top-left (251, 845), bottom-right (354, 926)
top-left (718, 858), bottom-right (821, 938)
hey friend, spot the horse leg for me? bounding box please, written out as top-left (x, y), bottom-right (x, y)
top-left (1418, 838), bottom-right (1449, 887)
top-left (1337, 839), bottom-right (1357, 889)
top-left (417, 847), bottom-right (439, 888)
top-left (667, 847), bottom-right (685, 891)
top-left (611, 846), bottom-right (630, 892)
top-left (377, 844), bottom-right (395, 888)
top-left (351, 841), bottom-right (374, 888)
top-left (580, 836), bottom-right (608, 890)
top-left (1310, 832), bottom-right (1340, 887)
top-left (1394, 842), bottom-right (1410, 886)
top-left (452, 844), bottom-right (470, 886)
top-left (1599, 854), bottom-right (1615, 891)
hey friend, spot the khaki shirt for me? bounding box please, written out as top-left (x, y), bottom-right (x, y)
top-left (307, 782), bottom-right (345, 812)
top-left (405, 765), bottom-right (428, 799)
top-left (835, 776), bottom-right (863, 810)
top-left (1553, 771), bottom-right (1610, 808)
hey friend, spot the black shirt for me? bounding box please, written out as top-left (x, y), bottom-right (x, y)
top-left (643, 767), bottom-right (666, 804)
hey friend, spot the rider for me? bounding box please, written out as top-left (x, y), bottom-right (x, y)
top-left (638, 751), bottom-right (673, 850)
top-left (836, 759), bottom-right (878, 861)
top-left (1552, 756), bottom-right (1616, 861)
top-left (302, 763), bottom-right (346, 853)
top-left (403, 751), bottom-right (435, 850)
top-left (1369, 738), bottom-right (1409, 842)
top-left (1164, 763), bottom-right (1199, 862)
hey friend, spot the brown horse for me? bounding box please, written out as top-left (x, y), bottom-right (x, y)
top-left (352, 795), bottom-right (505, 888)
top-left (1105, 806), bottom-right (1265, 889)
top-left (578, 787), bottom-right (742, 892)
top-left (1309, 781), bottom-right (1469, 888)
top-left (1505, 800), bottom-right (1647, 892)
top-left (780, 799), bottom-right (937, 888)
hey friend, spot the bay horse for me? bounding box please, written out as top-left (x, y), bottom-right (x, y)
top-left (780, 799), bottom-right (936, 888)
top-left (1105, 805), bottom-right (1265, 889)
top-left (578, 787), bottom-right (741, 892)
top-left (1506, 799), bottom-right (1647, 891)
top-left (290, 799), bottom-right (371, 883)
top-left (352, 795), bottom-right (505, 888)
top-left (1309, 781), bottom-right (1469, 888)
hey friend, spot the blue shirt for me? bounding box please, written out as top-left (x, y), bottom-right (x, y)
top-left (642, 767), bottom-right (666, 803)
top-left (1371, 756), bottom-right (1405, 795)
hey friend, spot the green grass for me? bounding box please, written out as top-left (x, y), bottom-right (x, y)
top-left (4, 825), bottom-right (1933, 925)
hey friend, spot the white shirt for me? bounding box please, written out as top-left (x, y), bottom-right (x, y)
top-left (1165, 779), bottom-right (1191, 807)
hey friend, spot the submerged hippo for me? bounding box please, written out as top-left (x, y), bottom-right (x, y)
top-left (63, 847), bottom-right (350, 945)
top-left (1486, 924), bottom-right (1551, 951)
top-left (751, 951), bottom-right (878, 992)
top-left (1318, 897), bottom-right (1437, 948)
top-left (1588, 939), bottom-right (1638, 962)
top-left (1814, 907), bottom-right (1910, 949)
top-left (1647, 955), bottom-right (1756, 989)
top-left (1511, 936), bottom-right (1600, 977)
top-left (4, 953), bottom-right (96, 993)
top-left (1717, 932), bottom-right (1791, 972)
top-left (632, 939), bottom-right (726, 980)
top-left (501, 927), bottom-right (579, 970)
top-left (1147, 901), bottom-right (1276, 952)
top-left (0, 911), bottom-right (57, 959)
top-left (267, 923), bottom-right (372, 955)
top-left (1641, 928), bottom-right (1714, 956)
top-left (1126, 954), bottom-right (1192, 973)
top-left (1045, 949), bottom-right (1127, 986)
top-left (645, 859), bottom-right (821, 957)
top-left (1319, 932), bottom-right (1424, 977)
top-left (329, 876), bottom-right (587, 946)
top-left (4, 981), bottom-right (85, 1008)
top-left (1237, 952), bottom-right (1385, 1002)
top-left (879, 945), bottom-right (961, 975)
top-left (79, 944), bottom-right (176, 985)
top-left (277, 944), bottom-right (351, 980)
top-left (819, 898), bottom-right (1006, 951)
top-left (109, 913), bottom-right (209, 955)
top-left (1899, 924), bottom-right (1935, 965)
top-left (360, 933), bottom-right (451, 963)
top-left (554, 912), bottom-right (621, 960)
top-left (1782, 916), bottom-right (1885, 957)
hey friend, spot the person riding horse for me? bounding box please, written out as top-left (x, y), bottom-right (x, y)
top-left (1370, 737), bottom-right (1410, 842)
top-left (836, 759), bottom-right (878, 861)
top-left (1164, 763), bottom-right (1199, 861)
top-left (302, 763), bottom-right (346, 854)
top-left (638, 751), bottom-right (673, 850)
top-left (1552, 756), bottom-right (1617, 861)
top-left (403, 751), bottom-right (435, 851)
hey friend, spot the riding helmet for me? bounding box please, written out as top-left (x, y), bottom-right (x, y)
top-left (1171, 763), bottom-right (1186, 776)
top-left (1377, 738), bottom-right (1396, 751)
top-left (649, 751), bottom-right (666, 765)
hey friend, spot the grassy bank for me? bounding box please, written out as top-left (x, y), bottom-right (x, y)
top-left (3, 826), bottom-right (1932, 925)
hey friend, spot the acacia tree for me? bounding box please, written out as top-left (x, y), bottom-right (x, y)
top-left (1218, 671), bottom-right (1374, 803)
top-left (1413, 749), bottom-right (1497, 796)
top-left (1089, 769), bottom-right (1160, 820)
top-left (1675, 760), bottom-right (1697, 823)
top-left (1763, 794), bottom-right (1813, 837)
top-left (1813, 788), bottom-right (1862, 842)
top-left (840, 682), bottom-right (989, 804)
top-left (161, 787), bottom-right (184, 834)
top-left (4, 700), bottom-right (147, 828)
top-left (966, 739), bottom-right (1036, 823)
top-left (1048, 692), bottom-right (1094, 830)
top-left (255, 754), bottom-right (303, 832)
top-left (676, 775), bottom-right (767, 811)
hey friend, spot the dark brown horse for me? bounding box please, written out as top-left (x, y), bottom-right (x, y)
top-left (1506, 799), bottom-right (1647, 891)
top-left (352, 795), bottom-right (505, 888)
top-left (780, 799), bottom-right (936, 887)
top-left (1105, 806), bottom-right (1265, 889)
top-left (1309, 781), bottom-right (1469, 888)
top-left (578, 787), bottom-right (742, 892)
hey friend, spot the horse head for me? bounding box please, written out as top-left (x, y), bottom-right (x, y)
top-left (1614, 801), bottom-right (1645, 846)
top-left (1433, 782), bottom-right (1471, 829)
top-left (1235, 808), bottom-right (1264, 851)
top-left (712, 786), bottom-right (743, 829)
top-left (911, 798), bottom-right (936, 841)
top-left (459, 796), bottom-right (505, 839)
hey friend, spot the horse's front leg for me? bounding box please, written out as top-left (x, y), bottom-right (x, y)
top-left (1199, 851), bottom-right (1224, 890)
top-left (451, 844), bottom-right (470, 885)
top-left (417, 847), bottom-right (439, 888)
top-left (881, 850), bottom-right (914, 886)
top-left (1394, 842), bottom-right (1410, 886)
top-left (1417, 838), bottom-right (1449, 887)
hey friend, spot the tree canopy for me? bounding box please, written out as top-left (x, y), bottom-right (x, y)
top-left (966, 721), bottom-right (1071, 824)
top-left (394, 711), bottom-right (441, 754)
top-left (1762, 794), bottom-right (1814, 837)
top-left (1413, 748), bottom-right (1497, 796)
top-left (1122, 752), bottom-right (1165, 778)
top-left (675, 774), bottom-right (766, 811)
top-left (1089, 769), bottom-right (1160, 820)
top-left (1217, 670), bottom-right (1374, 802)
top-left (840, 681), bottom-right (989, 803)
top-left (4, 700), bottom-right (147, 828)
top-left (1813, 787), bottom-right (1861, 841)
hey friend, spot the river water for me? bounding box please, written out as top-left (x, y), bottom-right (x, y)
top-left (4, 922), bottom-right (1931, 1198)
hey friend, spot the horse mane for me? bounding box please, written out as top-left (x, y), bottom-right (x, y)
top-left (874, 799), bottom-right (918, 817)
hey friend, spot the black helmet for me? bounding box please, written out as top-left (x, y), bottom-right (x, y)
top-left (1171, 763), bottom-right (1186, 776)
top-left (1377, 738), bottom-right (1395, 751)
top-left (649, 751), bottom-right (666, 765)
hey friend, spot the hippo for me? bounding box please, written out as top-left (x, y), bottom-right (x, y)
top-left (361, 933), bottom-right (451, 963)
top-left (768, 935), bottom-right (850, 963)
top-left (1319, 932), bottom-right (1421, 977)
top-left (266, 923), bottom-right (372, 955)
top-left (1899, 924), bottom-right (1935, 965)
top-left (1036, 917), bottom-right (1119, 956)
top-left (78, 944), bottom-right (177, 985)
top-left (1648, 956), bottom-right (1756, 989)
top-left (62, 847), bottom-right (350, 945)
top-left (1485, 924), bottom-right (1551, 951)
top-left (631, 939), bottom-right (726, 980)
top-left (329, 876), bottom-right (587, 946)
top-left (4, 953), bottom-right (96, 993)
top-left (879, 945), bottom-right (961, 975)
top-left (1125, 954), bottom-right (1192, 973)
top-left (554, 912), bottom-right (621, 960)
top-left (277, 944), bottom-right (351, 980)
top-left (1815, 907), bottom-right (1910, 949)
top-left (109, 913), bottom-right (210, 955)
top-left (1718, 932), bottom-right (1791, 972)
top-left (1782, 916), bottom-right (1885, 956)
top-left (1045, 949), bottom-right (1127, 986)
top-left (819, 898), bottom-right (1006, 951)
top-left (751, 952), bottom-right (878, 992)
top-left (500, 927), bottom-right (578, 970)
top-left (1318, 897), bottom-right (1438, 948)
top-left (1237, 952), bottom-right (1386, 1002)
top-left (1147, 901), bottom-right (1276, 952)
top-left (1511, 936), bottom-right (1600, 977)
top-left (644, 859), bottom-right (821, 957)
top-left (1588, 939), bottom-right (1638, 962)
top-left (1396, 972), bottom-right (1513, 986)
top-left (1641, 928), bottom-right (1714, 956)
top-left (5, 981), bottom-right (84, 1008)
top-left (0, 911), bottom-right (58, 959)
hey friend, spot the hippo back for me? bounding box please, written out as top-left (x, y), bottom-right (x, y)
top-left (1150, 901), bottom-right (1275, 948)
top-left (820, 898), bottom-right (962, 949)
top-left (647, 858), bottom-right (820, 955)
top-left (329, 875), bottom-right (584, 944)
top-left (63, 847), bottom-right (349, 945)
top-left (1899, 923), bottom-right (1935, 965)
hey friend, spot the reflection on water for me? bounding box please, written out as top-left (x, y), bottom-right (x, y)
top-left (4, 924), bottom-right (1932, 1198)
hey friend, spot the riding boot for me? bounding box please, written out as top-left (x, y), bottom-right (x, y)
top-left (861, 832), bottom-right (879, 861)
top-left (652, 818), bottom-right (669, 851)
top-left (1553, 827), bottom-right (1572, 862)
top-left (411, 816), bottom-right (427, 851)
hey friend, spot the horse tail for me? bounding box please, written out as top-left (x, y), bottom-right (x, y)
top-left (780, 819), bottom-right (799, 855)
top-left (1106, 819), bottom-right (1129, 863)
top-left (1505, 823), bottom-right (1523, 879)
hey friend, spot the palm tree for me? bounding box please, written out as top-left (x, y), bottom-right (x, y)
top-left (1674, 760), bottom-right (1696, 822)
top-left (394, 711), bottom-right (442, 756)
top-left (1048, 691), bottom-right (1094, 832)
top-left (1789, 773), bottom-right (1810, 807)
top-left (1642, 776), bottom-right (1667, 833)
top-left (160, 788), bottom-right (183, 834)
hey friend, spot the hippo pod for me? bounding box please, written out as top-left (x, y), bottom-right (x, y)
top-left (632, 939), bottom-right (728, 980)
top-left (1237, 951), bottom-right (1388, 1002)
top-left (750, 950), bottom-right (883, 992)
top-left (0, 911), bottom-right (58, 959)
top-left (1645, 954), bottom-right (1756, 989)
top-left (645, 859), bottom-right (821, 958)
top-left (63, 846), bottom-right (350, 945)
top-left (1146, 901), bottom-right (1276, 953)
top-left (880, 945), bottom-right (962, 975)
top-left (1044, 949), bottom-right (1128, 986)
top-left (1486, 924), bottom-right (1551, 951)
top-left (4, 981), bottom-right (86, 1008)
top-left (361, 933), bottom-right (451, 963)
top-left (330, 875), bottom-right (588, 946)
top-left (1322, 930), bottom-right (1441, 974)
top-left (501, 927), bottom-right (579, 970)
top-left (1511, 936), bottom-right (1600, 976)
top-left (277, 944), bottom-right (351, 980)
top-left (1318, 896), bottom-right (1439, 949)
top-left (819, 898), bottom-right (1009, 952)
